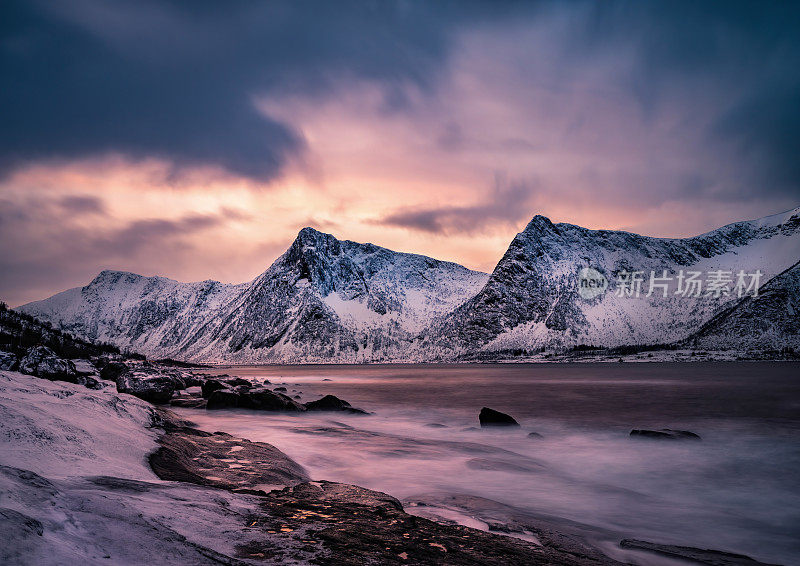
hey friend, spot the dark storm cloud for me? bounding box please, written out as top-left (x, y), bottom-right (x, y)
top-left (378, 177), bottom-right (537, 235)
top-left (0, 0), bottom-right (495, 180)
top-left (577, 1), bottom-right (800, 200)
top-left (2, 0), bottom-right (799, 198)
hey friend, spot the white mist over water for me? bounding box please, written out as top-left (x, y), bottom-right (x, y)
top-left (177, 363), bottom-right (800, 565)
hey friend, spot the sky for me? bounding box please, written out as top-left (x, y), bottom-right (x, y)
top-left (1, 0), bottom-right (799, 306)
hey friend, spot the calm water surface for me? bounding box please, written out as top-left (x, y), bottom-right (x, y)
top-left (177, 363), bottom-right (800, 565)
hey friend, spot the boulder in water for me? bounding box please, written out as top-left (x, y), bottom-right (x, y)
top-left (206, 388), bottom-right (240, 409)
top-left (479, 407), bottom-right (520, 427)
top-left (630, 429), bottom-right (701, 440)
top-left (238, 387), bottom-right (306, 412)
top-left (205, 385), bottom-right (307, 412)
top-left (305, 394), bottom-right (368, 414)
top-left (169, 396), bottom-right (208, 409)
top-left (201, 377), bottom-right (251, 398)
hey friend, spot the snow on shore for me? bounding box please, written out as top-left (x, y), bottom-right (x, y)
top-left (0, 371), bottom-right (296, 565)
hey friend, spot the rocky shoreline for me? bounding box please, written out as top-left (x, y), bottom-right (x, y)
top-left (149, 407), bottom-right (623, 565)
top-left (0, 356), bottom-right (626, 565)
top-left (0, 347), bottom-right (787, 565)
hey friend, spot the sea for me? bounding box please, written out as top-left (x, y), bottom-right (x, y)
top-left (174, 362), bottom-right (800, 565)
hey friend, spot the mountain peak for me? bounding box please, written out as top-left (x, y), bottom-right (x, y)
top-left (89, 270), bottom-right (143, 287)
top-left (523, 214), bottom-right (556, 232)
top-left (296, 226), bottom-right (327, 239)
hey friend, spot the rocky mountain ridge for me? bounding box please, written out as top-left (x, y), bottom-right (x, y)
top-left (17, 207), bottom-right (800, 362)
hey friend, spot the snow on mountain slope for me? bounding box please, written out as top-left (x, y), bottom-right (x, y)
top-left (421, 207), bottom-right (800, 357)
top-left (19, 228), bottom-right (488, 362)
top-left (687, 260), bottom-right (800, 350)
top-left (19, 270), bottom-right (246, 357)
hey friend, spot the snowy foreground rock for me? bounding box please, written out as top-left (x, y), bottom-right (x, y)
top-left (19, 207), bottom-right (800, 362)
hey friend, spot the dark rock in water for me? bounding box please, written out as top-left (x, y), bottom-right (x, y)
top-left (479, 407), bottom-right (520, 427)
top-left (527, 432), bottom-right (543, 439)
top-left (205, 384), bottom-right (307, 411)
top-left (0, 351), bottom-right (18, 371)
top-left (200, 378), bottom-right (229, 398)
top-left (630, 429), bottom-right (701, 440)
top-left (201, 377), bottom-right (251, 398)
top-left (206, 388), bottom-right (240, 409)
top-left (163, 374), bottom-right (187, 391)
top-left (181, 374), bottom-right (204, 388)
top-left (305, 394), bottom-right (350, 410)
top-left (273, 386), bottom-right (287, 392)
top-left (169, 397), bottom-right (207, 409)
top-left (321, 378), bottom-right (332, 381)
top-left (237, 387), bottom-right (306, 412)
top-left (293, 395), bottom-right (301, 399)
top-left (116, 371), bottom-right (175, 404)
top-left (224, 377), bottom-right (252, 388)
top-left (19, 346), bottom-right (77, 382)
top-left (100, 361), bottom-right (129, 382)
top-left (425, 423), bottom-right (448, 428)
top-left (148, 410), bottom-right (625, 566)
top-left (619, 539), bottom-right (779, 565)
top-left (305, 394), bottom-right (368, 414)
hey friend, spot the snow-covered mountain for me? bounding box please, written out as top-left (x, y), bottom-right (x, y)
top-left (19, 228), bottom-right (488, 362)
top-left (687, 260), bottom-right (800, 351)
top-left (419, 206), bottom-right (800, 357)
top-left (18, 208), bottom-right (800, 362)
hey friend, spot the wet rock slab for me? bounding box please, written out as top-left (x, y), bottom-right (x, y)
top-left (150, 413), bottom-right (309, 493)
top-left (619, 539), bottom-right (781, 566)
